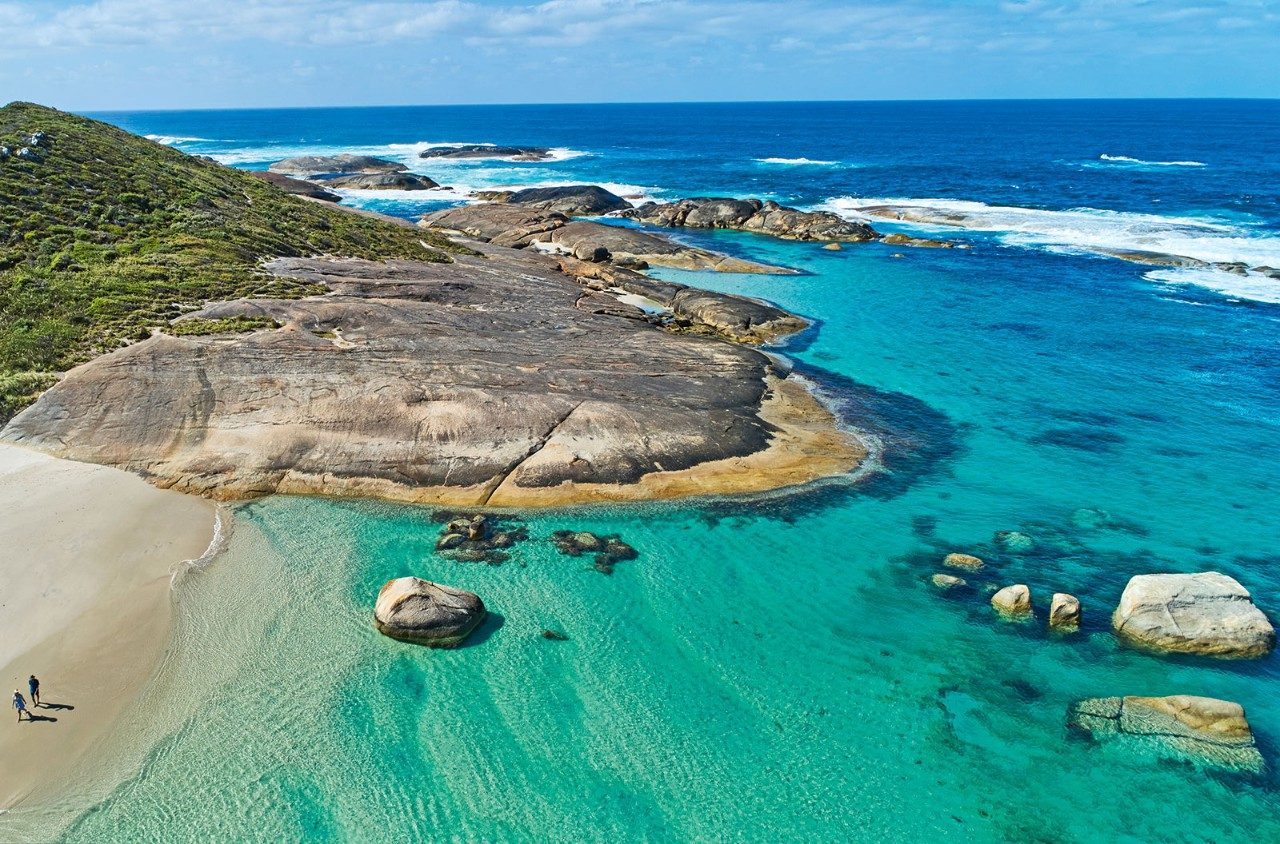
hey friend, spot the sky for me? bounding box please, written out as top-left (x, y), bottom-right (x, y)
top-left (0, 0), bottom-right (1277, 111)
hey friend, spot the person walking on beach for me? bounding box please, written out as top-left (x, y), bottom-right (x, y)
top-left (28, 674), bottom-right (40, 708)
top-left (13, 690), bottom-right (29, 723)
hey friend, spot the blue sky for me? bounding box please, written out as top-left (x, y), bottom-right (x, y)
top-left (1, 0), bottom-right (1277, 110)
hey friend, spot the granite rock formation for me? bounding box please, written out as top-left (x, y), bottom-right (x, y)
top-left (268, 154), bottom-right (408, 178)
top-left (623, 197), bottom-right (880, 242)
top-left (473, 184), bottom-right (632, 216)
top-left (374, 577), bottom-right (487, 647)
top-left (422, 204), bottom-right (794, 275)
top-left (3, 243), bottom-right (861, 506)
top-left (324, 173), bottom-right (441, 190)
top-left (1113, 572), bottom-right (1275, 658)
top-left (249, 171), bottom-right (341, 202)
top-left (420, 144), bottom-right (551, 161)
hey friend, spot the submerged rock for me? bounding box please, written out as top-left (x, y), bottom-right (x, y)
top-left (1049, 593), bottom-right (1081, 631)
top-left (992, 584), bottom-right (1032, 617)
top-left (268, 154), bottom-right (408, 178)
top-left (930, 573), bottom-right (967, 590)
top-left (943, 552), bottom-right (985, 571)
top-left (995, 530), bottom-right (1036, 553)
top-left (541, 629), bottom-right (569, 641)
top-left (880, 233), bottom-right (956, 249)
top-left (373, 577), bottom-right (486, 647)
top-left (1113, 572), bottom-right (1275, 658)
top-left (1068, 695), bottom-right (1264, 773)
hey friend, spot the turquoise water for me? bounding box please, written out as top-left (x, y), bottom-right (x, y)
top-left (50, 231), bottom-right (1280, 842)
top-left (33, 101), bottom-right (1280, 840)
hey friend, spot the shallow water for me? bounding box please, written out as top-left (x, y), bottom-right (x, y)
top-left (29, 102), bottom-right (1280, 841)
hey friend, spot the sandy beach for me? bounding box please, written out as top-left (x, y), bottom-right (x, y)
top-left (0, 444), bottom-right (217, 812)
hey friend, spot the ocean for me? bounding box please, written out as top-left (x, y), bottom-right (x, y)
top-left (30, 100), bottom-right (1280, 841)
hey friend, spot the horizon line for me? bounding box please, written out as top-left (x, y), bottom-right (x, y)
top-left (69, 95), bottom-right (1280, 116)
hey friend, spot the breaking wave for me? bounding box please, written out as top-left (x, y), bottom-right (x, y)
top-left (1098, 154), bottom-right (1206, 167)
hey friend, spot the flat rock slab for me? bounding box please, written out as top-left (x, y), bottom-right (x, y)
top-left (3, 246), bottom-right (861, 506)
top-left (1113, 571), bottom-right (1275, 658)
top-left (1069, 695), bottom-right (1264, 773)
top-left (624, 197), bottom-right (880, 242)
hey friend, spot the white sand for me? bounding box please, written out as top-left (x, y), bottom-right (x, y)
top-left (0, 444), bottom-right (217, 810)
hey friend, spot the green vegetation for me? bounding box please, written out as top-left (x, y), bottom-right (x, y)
top-left (166, 316), bottom-right (281, 336)
top-left (0, 101), bottom-right (468, 422)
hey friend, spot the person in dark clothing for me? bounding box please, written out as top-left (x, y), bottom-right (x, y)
top-left (28, 675), bottom-right (40, 707)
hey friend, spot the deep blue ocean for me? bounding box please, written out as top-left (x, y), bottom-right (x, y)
top-left (29, 100), bottom-right (1280, 841)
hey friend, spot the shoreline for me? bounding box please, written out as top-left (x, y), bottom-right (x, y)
top-left (0, 444), bottom-right (218, 816)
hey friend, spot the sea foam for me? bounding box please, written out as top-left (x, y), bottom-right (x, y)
top-left (1098, 154), bottom-right (1206, 167)
top-left (754, 157), bottom-right (840, 166)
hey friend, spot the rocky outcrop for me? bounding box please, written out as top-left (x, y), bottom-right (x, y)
top-left (552, 256), bottom-right (807, 344)
top-left (422, 204), bottom-right (794, 275)
top-left (1049, 593), bottom-right (1081, 630)
top-left (249, 171), bottom-right (341, 202)
top-left (435, 512), bottom-right (527, 564)
top-left (1068, 695), bottom-right (1264, 773)
top-left (1113, 572), bottom-right (1275, 658)
top-left (943, 552), bottom-right (984, 571)
top-left (474, 185), bottom-right (631, 216)
top-left (624, 197), bottom-right (880, 242)
top-left (374, 577), bottom-right (486, 647)
top-left (880, 233), bottom-right (959, 249)
top-left (3, 245), bottom-right (863, 506)
top-left (268, 154), bottom-right (408, 178)
top-left (992, 584), bottom-right (1032, 617)
top-left (420, 144), bottom-right (551, 161)
top-left (324, 173), bottom-right (440, 190)
top-left (551, 530), bottom-right (638, 574)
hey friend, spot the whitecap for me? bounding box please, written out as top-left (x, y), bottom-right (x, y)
top-left (1098, 154), bottom-right (1206, 167)
top-left (754, 157), bottom-right (840, 166)
top-left (146, 134), bottom-right (215, 145)
top-left (822, 196), bottom-right (1280, 269)
top-left (1144, 267), bottom-right (1280, 305)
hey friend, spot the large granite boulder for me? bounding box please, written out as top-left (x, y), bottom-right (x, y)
top-left (624, 197), bottom-right (880, 242)
top-left (992, 584), bottom-right (1032, 617)
top-left (249, 171), bottom-right (340, 202)
top-left (1068, 695), bottom-right (1264, 773)
top-left (324, 173), bottom-right (440, 190)
top-left (420, 144), bottom-right (551, 161)
top-left (423, 205), bottom-right (793, 274)
top-left (1049, 593), bottom-right (1081, 631)
top-left (268, 154), bottom-right (407, 178)
top-left (374, 577), bottom-right (486, 647)
top-left (1113, 572), bottom-right (1275, 658)
top-left (477, 185), bottom-right (631, 216)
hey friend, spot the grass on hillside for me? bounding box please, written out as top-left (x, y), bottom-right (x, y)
top-left (0, 101), bottom-right (467, 422)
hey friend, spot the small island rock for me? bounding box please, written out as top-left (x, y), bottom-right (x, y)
top-left (268, 154), bottom-right (408, 178)
top-left (944, 552), bottom-right (985, 571)
top-left (1049, 593), bottom-right (1081, 630)
top-left (1113, 572), bottom-right (1275, 658)
top-left (992, 584), bottom-right (1032, 617)
top-left (324, 173), bottom-right (440, 191)
top-left (374, 577), bottom-right (487, 647)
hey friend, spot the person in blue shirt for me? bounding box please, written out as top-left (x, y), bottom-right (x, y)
top-left (27, 675), bottom-right (39, 708)
top-left (13, 690), bottom-right (29, 723)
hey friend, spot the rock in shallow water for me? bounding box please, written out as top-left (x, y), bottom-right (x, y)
top-left (992, 584), bottom-right (1032, 617)
top-left (943, 552), bottom-right (984, 571)
top-left (930, 573), bottom-right (966, 590)
top-left (374, 577), bottom-right (487, 647)
top-left (1068, 695), bottom-right (1264, 773)
top-left (1113, 572), bottom-right (1275, 658)
top-left (1049, 593), bottom-right (1081, 631)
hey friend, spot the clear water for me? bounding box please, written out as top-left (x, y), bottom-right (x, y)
top-left (35, 101), bottom-right (1280, 841)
